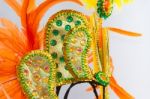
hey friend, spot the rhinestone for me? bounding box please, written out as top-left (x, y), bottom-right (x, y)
top-left (56, 20), bottom-right (62, 26)
top-left (43, 78), bottom-right (49, 83)
top-left (56, 72), bottom-right (62, 78)
top-left (50, 40), bottom-right (57, 46)
top-left (52, 30), bottom-right (59, 36)
top-left (71, 38), bottom-right (76, 43)
top-left (80, 40), bottom-right (85, 45)
top-left (78, 32), bottom-right (83, 37)
top-left (75, 20), bottom-right (81, 26)
top-left (65, 25), bottom-right (71, 31)
top-left (51, 52), bottom-right (57, 59)
top-left (67, 16), bottom-right (73, 22)
top-left (44, 66), bottom-right (50, 72)
top-left (59, 56), bottom-right (65, 62)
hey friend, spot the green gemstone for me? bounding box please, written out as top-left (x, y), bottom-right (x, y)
top-left (61, 35), bottom-right (65, 41)
top-left (51, 52), bottom-right (57, 59)
top-left (59, 56), bottom-right (65, 62)
top-left (75, 20), bottom-right (81, 26)
top-left (52, 30), bottom-right (59, 36)
top-left (50, 40), bottom-right (57, 46)
top-left (65, 25), bottom-right (71, 31)
top-left (56, 20), bottom-right (62, 26)
top-left (56, 72), bottom-right (62, 78)
top-left (67, 16), bottom-right (73, 22)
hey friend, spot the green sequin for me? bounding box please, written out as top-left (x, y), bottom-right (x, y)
top-left (75, 20), bottom-right (81, 26)
top-left (67, 16), bottom-right (73, 22)
top-left (65, 25), bottom-right (71, 31)
top-left (51, 52), bottom-right (57, 59)
top-left (59, 56), bottom-right (65, 62)
top-left (56, 20), bottom-right (62, 26)
top-left (50, 40), bottom-right (57, 46)
top-left (52, 30), bottom-right (59, 36)
top-left (56, 72), bottom-right (62, 78)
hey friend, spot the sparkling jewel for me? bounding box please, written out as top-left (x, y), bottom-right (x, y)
top-left (75, 20), bottom-right (81, 26)
top-left (59, 56), bottom-right (65, 62)
top-left (50, 40), bottom-right (57, 46)
top-left (65, 25), bottom-right (71, 31)
top-left (52, 30), bottom-right (59, 36)
top-left (56, 72), bottom-right (62, 78)
top-left (56, 20), bottom-right (62, 26)
top-left (67, 16), bottom-right (73, 22)
top-left (51, 52), bottom-right (57, 59)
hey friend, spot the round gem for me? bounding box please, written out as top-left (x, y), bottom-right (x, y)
top-left (80, 40), bottom-right (85, 45)
top-left (52, 30), bottom-right (59, 36)
top-left (75, 20), bottom-right (81, 26)
top-left (51, 52), bottom-right (57, 59)
top-left (44, 66), bottom-right (50, 72)
top-left (67, 16), bottom-right (73, 22)
top-left (56, 20), bottom-right (62, 26)
top-left (50, 40), bottom-right (57, 46)
top-left (65, 25), bottom-right (71, 31)
top-left (56, 72), bottom-right (62, 78)
top-left (59, 56), bottom-right (65, 62)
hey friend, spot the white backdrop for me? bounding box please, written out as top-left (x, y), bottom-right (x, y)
top-left (0, 0), bottom-right (150, 99)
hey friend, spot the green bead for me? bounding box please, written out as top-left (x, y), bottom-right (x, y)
top-left (56, 20), bottom-right (62, 26)
top-left (51, 52), bottom-right (57, 59)
top-left (65, 25), bottom-right (71, 31)
top-left (52, 30), bottom-right (59, 36)
top-left (56, 72), bottom-right (62, 78)
top-left (94, 71), bottom-right (109, 87)
top-left (50, 40), bottom-right (57, 46)
top-left (67, 16), bottom-right (73, 22)
top-left (59, 56), bottom-right (65, 62)
top-left (75, 20), bottom-right (81, 26)
top-left (61, 35), bottom-right (65, 41)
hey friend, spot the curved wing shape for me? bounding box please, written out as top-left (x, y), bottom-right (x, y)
top-left (17, 50), bottom-right (57, 99)
top-left (44, 10), bottom-right (89, 85)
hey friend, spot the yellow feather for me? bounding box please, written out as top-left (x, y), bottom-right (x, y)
top-left (81, 0), bottom-right (97, 9)
top-left (114, 0), bottom-right (133, 8)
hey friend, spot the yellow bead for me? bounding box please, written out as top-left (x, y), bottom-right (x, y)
top-left (80, 40), bottom-right (85, 46)
top-left (43, 78), bottom-right (49, 83)
top-left (71, 39), bottom-right (76, 43)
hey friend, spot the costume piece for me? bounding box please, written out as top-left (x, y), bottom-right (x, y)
top-left (0, 0), bottom-right (141, 99)
top-left (17, 50), bottom-right (57, 99)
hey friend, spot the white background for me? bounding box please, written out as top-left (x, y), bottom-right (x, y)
top-left (0, 0), bottom-right (150, 99)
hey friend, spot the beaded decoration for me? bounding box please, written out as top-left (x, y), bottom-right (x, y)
top-left (45, 10), bottom-right (90, 86)
top-left (97, 0), bottom-right (113, 19)
top-left (0, 0), bottom-right (141, 99)
top-left (17, 50), bottom-right (57, 99)
top-left (63, 26), bottom-right (93, 80)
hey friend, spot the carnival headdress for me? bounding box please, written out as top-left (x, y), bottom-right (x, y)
top-left (0, 0), bottom-right (141, 99)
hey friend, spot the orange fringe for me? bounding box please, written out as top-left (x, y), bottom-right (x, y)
top-left (4, 0), bottom-right (21, 16)
top-left (108, 27), bottom-right (141, 37)
top-left (110, 76), bottom-right (134, 99)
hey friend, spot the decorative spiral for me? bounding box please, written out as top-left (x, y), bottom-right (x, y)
top-left (97, 0), bottom-right (113, 19)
